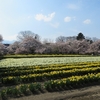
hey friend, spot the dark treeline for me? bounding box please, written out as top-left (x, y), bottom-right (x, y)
top-left (0, 31), bottom-right (100, 56)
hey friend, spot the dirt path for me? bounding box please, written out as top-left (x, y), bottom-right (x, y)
top-left (9, 85), bottom-right (100, 100)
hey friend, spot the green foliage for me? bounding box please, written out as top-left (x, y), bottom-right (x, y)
top-left (20, 84), bottom-right (29, 95)
top-left (29, 83), bottom-right (38, 92)
top-left (76, 32), bottom-right (85, 40)
top-left (11, 87), bottom-right (21, 97)
top-left (0, 90), bottom-right (7, 100)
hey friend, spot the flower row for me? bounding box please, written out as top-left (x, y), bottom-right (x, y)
top-left (1, 66), bottom-right (100, 85)
top-left (0, 62), bottom-right (100, 78)
top-left (1, 72), bottom-right (100, 99)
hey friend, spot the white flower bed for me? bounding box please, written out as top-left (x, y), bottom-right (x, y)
top-left (0, 57), bottom-right (100, 67)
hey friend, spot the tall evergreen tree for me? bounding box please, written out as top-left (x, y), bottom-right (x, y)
top-left (76, 32), bottom-right (85, 40)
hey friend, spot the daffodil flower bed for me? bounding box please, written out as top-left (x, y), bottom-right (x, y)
top-left (1, 65), bottom-right (100, 85)
top-left (0, 57), bottom-right (100, 67)
top-left (0, 57), bottom-right (100, 99)
top-left (0, 63), bottom-right (99, 77)
top-left (1, 72), bottom-right (100, 99)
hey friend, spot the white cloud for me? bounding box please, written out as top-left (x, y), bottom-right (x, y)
top-left (64, 16), bottom-right (71, 22)
top-left (35, 12), bottom-right (55, 22)
top-left (83, 19), bottom-right (91, 24)
top-left (50, 22), bottom-right (59, 28)
top-left (67, 4), bottom-right (79, 10)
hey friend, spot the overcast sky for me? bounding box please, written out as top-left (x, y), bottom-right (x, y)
top-left (0, 0), bottom-right (100, 41)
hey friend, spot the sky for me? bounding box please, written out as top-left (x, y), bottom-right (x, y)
top-left (0, 0), bottom-right (100, 42)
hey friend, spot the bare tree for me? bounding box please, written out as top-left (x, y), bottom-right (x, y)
top-left (56, 36), bottom-right (77, 43)
top-left (56, 36), bottom-right (66, 43)
top-left (17, 31), bottom-right (36, 41)
top-left (92, 37), bottom-right (99, 42)
top-left (66, 36), bottom-right (76, 41)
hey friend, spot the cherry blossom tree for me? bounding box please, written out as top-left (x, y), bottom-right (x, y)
top-left (0, 34), bottom-right (3, 42)
top-left (7, 41), bottom-right (20, 54)
top-left (0, 43), bottom-right (7, 56)
top-left (16, 37), bottom-right (43, 54)
top-left (87, 40), bottom-right (100, 55)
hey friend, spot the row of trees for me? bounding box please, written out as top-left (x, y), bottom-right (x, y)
top-left (0, 31), bottom-right (100, 55)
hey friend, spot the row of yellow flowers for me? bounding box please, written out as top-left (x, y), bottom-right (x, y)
top-left (1, 62), bottom-right (100, 78)
top-left (2, 65), bottom-right (100, 85)
top-left (44, 72), bottom-right (100, 91)
top-left (1, 72), bottom-right (100, 99)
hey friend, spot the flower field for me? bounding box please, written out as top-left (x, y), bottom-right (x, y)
top-left (0, 57), bottom-right (100, 99)
top-left (0, 56), bottom-right (100, 67)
